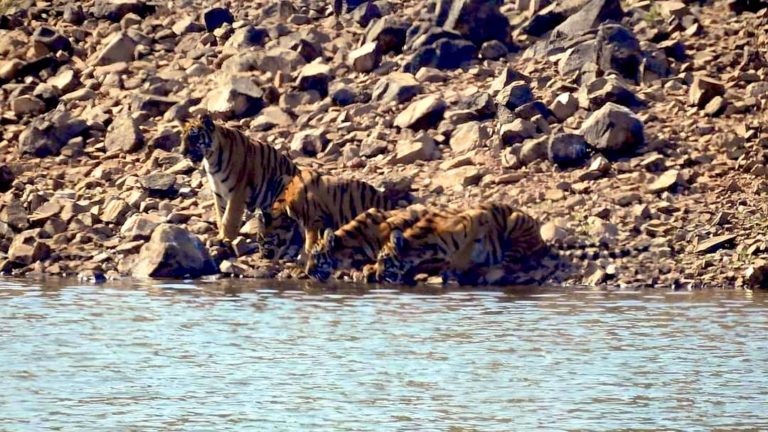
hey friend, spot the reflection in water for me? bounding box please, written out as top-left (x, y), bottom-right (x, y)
top-left (1, 278), bottom-right (768, 431)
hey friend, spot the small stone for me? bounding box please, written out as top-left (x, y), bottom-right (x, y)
top-left (394, 95), bottom-right (446, 130)
top-left (258, 47), bottom-right (306, 74)
top-left (133, 224), bottom-right (217, 279)
top-left (11, 96), bottom-right (46, 116)
top-left (203, 7), bottom-right (234, 32)
top-left (349, 42), bottom-right (381, 73)
top-left (93, 32), bottom-right (136, 65)
top-left (703, 96), bottom-right (726, 117)
top-left (433, 166), bottom-right (486, 189)
top-left (695, 235), bottom-right (736, 254)
top-left (614, 192), bottom-right (641, 206)
top-left (689, 76), bottom-right (726, 108)
top-left (172, 16), bottom-right (205, 35)
top-left (290, 129), bottom-right (328, 157)
top-left (105, 115), bottom-right (143, 153)
top-left (519, 136), bottom-right (549, 165)
top-left (450, 121), bottom-right (488, 154)
top-left (48, 68), bottom-right (81, 93)
top-left (647, 169), bottom-right (681, 193)
top-left (479, 40), bottom-right (508, 60)
top-left (9, 229), bottom-right (51, 266)
top-left (225, 25), bottom-right (267, 49)
top-left (390, 134), bottom-right (437, 165)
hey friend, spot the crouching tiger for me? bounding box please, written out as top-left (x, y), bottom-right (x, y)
top-left (375, 204), bottom-right (546, 285)
top-left (305, 205), bottom-right (458, 282)
top-left (181, 114), bottom-right (299, 241)
top-left (255, 169), bottom-right (401, 258)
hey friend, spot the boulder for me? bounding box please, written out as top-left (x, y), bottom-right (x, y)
top-left (172, 17), bottom-right (205, 36)
top-left (372, 72), bottom-right (421, 104)
top-left (290, 129), bottom-right (328, 157)
top-left (330, 85), bottom-right (358, 106)
top-left (334, 0), bottom-right (370, 14)
top-left (596, 24), bottom-right (642, 83)
top-left (548, 133), bottom-right (591, 168)
top-left (495, 81), bottom-right (534, 111)
top-left (132, 224), bottom-right (217, 279)
top-left (206, 77), bottom-right (264, 119)
top-left (581, 76), bottom-right (644, 110)
top-left (450, 121), bottom-right (488, 153)
top-left (500, 119), bottom-right (537, 146)
top-left (0, 165), bottom-right (14, 192)
top-left (0, 201), bottom-right (28, 231)
top-left (8, 229), bottom-right (50, 266)
top-left (18, 109), bottom-right (88, 157)
top-left (433, 166), bottom-right (487, 188)
top-left (148, 129), bottom-right (181, 151)
top-left (121, 213), bottom-right (165, 240)
top-left (558, 40), bottom-right (598, 77)
top-left (394, 95), bottom-right (446, 130)
top-left (132, 94), bottom-right (178, 117)
top-left (689, 76), bottom-right (725, 108)
top-left (93, 32), bottom-right (136, 65)
top-left (93, 0), bottom-right (155, 22)
top-left (11, 96), bottom-right (45, 116)
top-left (437, 0), bottom-right (511, 45)
top-left (519, 136), bottom-right (549, 164)
top-left (349, 42), bottom-right (381, 73)
top-left (365, 17), bottom-right (408, 54)
top-left (48, 68), bottom-right (81, 93)
top-left (141, 172), bottom-right (178, 197)
top-left (225, 25), bottom-right (268, 49)
top-left (203, 7), bottom-right (234, 32)
top-left (580, 102), bottom-right (644, 154)
top-left (101, 199), bottom-right (132, 225)
top-left (63, 4), bottom-right (86, 24)
top-left (105, 115), bottom-right (143, 153)
top-left (479, 40), bottom-right (508, 60)
top-left (433, 38), bottom-right (477, 70)
top-left (389, 134), bottom-right (438, 165)
top-left (258, 47), bottom-right (306, 74)
top-left (552, 0), bottom-right (623, 38)
top-left (32, 26), bottom-right (72, 54)
top-left (550, 92), bottom-right (578, 121)
top-left (296, 63), bottom-right (333, 97)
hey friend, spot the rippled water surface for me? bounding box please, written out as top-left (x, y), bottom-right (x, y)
top-left (2, 279), bottom-right (768, 431)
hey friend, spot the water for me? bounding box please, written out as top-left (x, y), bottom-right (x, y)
top-left (1, 279), bottom-right (768, 431)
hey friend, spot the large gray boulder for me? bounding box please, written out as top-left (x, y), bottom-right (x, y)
top-left (436, 0), bottom-right (510, 45)
top-left (18, 109), bottom-right (88, 157)
top-left (552, 0), bottom-right (623, 38)
top-left (133, 224), bottom-right (217, 279)
top-left (580, 102), bottom-right (644, 154)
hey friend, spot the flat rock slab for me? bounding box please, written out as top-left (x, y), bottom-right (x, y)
top-left (695, 235), bottom-right (737, 254)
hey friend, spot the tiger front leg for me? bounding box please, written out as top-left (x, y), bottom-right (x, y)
top-left (220, 193), bottom-right (247, 241)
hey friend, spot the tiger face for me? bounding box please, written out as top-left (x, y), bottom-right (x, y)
top-left (305, 229), bottom-right (336, 282)
top-left (375, 230), bottom-right (409, 284)
top-left (181, 115), bottom-right (216, 163)
top-left (253, 210), bottom-right (302, 260)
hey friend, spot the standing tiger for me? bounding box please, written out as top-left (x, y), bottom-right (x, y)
top-left (375, 204), bottom-right (546, 285)
top-left (305, 204), bottom-right (451, 282)
top-left (181, 114), bottom-right (299, 241)
top-left (256, 169), bottom-right (401, 257)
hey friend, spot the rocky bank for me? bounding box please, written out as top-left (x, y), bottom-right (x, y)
top-left (1, 0), bottom-right (768, 289)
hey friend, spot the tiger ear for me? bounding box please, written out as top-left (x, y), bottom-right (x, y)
top-left (390, 229), bottom-right (405, 253)
top-left (322, 228), bottom-right (335, 247)
top-left (200, 113), bottom-right (215, 131)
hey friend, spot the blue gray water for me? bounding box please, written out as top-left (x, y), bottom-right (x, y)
top-left (1, 278), bottom-right (767, 431)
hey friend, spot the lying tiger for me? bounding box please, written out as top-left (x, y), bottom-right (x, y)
top-left (256, 169), bottom-right (401, 258)
top-left (375, 203), bottom-right (547, 285)
top-left (181, 114), bottom-right (299, 241)
top-left (305, 204), bottom-right (457, 282)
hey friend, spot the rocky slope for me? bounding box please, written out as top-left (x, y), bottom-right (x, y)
top-left (1, 0), bottom-right (767, 289)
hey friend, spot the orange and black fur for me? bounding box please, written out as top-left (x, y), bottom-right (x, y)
top-left (305, 205), bottom-right (451, 282)
top-left (181, 114), bottom-right (299, 240)
top-left (257, 169), bottom-right (400, 257)
top-left (375, 204), bottom-right (546, 285)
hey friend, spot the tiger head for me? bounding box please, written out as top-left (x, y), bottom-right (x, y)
top-left (181, 114), bottom-right (216, 163)
top-left (375, 229), bottom-right (410, 284)
top-left (305, 228), bottom-right (337, 282)
top-left (253, 210), bottom-right (302, 260)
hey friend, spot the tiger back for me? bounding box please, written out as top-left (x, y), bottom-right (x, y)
top-left (375, 204), bottom-right (545, 285)
top-left (305, 204), bottom-right (434, 282)
top-left (260, 169), bottom-right (400, 255)
top-left (181, 114), bottom-right (299, 240)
